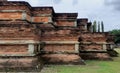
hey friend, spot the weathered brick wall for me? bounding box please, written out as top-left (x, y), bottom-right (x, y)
top-left (0, 57), bottom-right (37, 67)
top-left (80, 53), bottom-right (111, 60)
top-left (0, 26), bottom-right (40, 40)
top-left (53, 13), bottom-right (77, 27)
top-left (40, 27), bottom-right (83, 64)
top-left (80, 33), bottom-right (106, 42)
top-left (30, 7), bottom-right (53, 23)
top-left (55, 20), bottom-right (75, 26)
top-left (41, 35), bottom-right (78, 41)
top-left (80, 44), bottom-right (103, 51)
top-left (0, 57), bottom-right (43, 71)
top-left (0, 44), bottom-right (28, 55)
top-left (41, 54), bottom-right (83, 64)
top-left (78, 25), bottom-right (86, 31)
top-left (0, 12), bottom-right (30, 22)
top-left (0, 5), bottom-right (31, 15)
top-left (0, 6), bottom-right (29, 11)
top-left (39, 24), bottom-right (54, 28)
top-left (33, 16), bottom-right (50, 23)
top-left (41, 29), bottom-right (79, 41)
top-left (79, 32), bottom-right (112, 60)
top-left (79, 33), bottom-right (108, 51)
top-left (0, 12), bottom-right (22, 20)
top-left (43, 44), bottom-right (75, 53)
top-left (77, 19), bottom-right (88, 32)
top-left (0, 2), bottom-right (53, 23)
top-left (32, 7), bottom-right (53, 15)
top-left (42, 29), bottom-right (72, 35)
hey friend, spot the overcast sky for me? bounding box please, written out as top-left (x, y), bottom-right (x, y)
top-left (8, 0), bottom-right (120, 31)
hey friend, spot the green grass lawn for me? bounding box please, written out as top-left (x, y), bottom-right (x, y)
top-left (41, 49), bottom-right (120, 73)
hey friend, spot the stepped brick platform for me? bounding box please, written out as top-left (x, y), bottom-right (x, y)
top-left (0, 0), bottom-right (115, 71)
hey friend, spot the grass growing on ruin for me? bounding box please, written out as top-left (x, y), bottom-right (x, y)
top-left (41, 49), bottom-right (120, 73)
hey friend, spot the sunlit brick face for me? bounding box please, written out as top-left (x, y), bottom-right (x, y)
top-left (0, 12), bottom-right (22, 20)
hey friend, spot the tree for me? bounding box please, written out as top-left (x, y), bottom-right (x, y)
top-left (98, 21), bottom-right (100, 32)
top-left (101, 21), bottom-right (104, 32)
top-left (93, 21), bottom-right (97, 32)
top-left (110, 29), bottom-right (120, 44)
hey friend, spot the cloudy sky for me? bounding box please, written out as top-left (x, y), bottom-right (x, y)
top-left (8, 0), bottom-right (120, 31)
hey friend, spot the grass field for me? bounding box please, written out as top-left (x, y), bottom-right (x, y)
top-left (41, 49), bottom-right (120, 73)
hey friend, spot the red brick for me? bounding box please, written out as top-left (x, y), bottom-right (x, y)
top-left (0, 12), bottom-right (22, 20)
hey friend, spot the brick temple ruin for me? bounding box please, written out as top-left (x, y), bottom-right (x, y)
top-left (0, 0), bottom-right (115, 70)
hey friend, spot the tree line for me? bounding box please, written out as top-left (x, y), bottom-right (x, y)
top-left (92, 21), bottom-right (104, 32)
top-left (110, 29), bottom-right (120, 44)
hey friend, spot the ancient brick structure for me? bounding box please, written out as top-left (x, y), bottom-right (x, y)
top-left (0, 0), bottom-right (114, 70)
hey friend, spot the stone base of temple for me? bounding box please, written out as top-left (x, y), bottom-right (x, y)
top-left (41, 54), bottom-right (85, 65)
top-left (0, 56), bottom-right (43, 72)
top-left (80, 53), bottom-right (112, 60)
top-left (107, 49), bottom-right (119, 57)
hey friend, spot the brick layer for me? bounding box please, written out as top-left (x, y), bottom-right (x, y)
top-left (55, 21), bottom-right (75, 26)
top-left (0, 45), bottom-right (28, 54)
top-left (44, 44), bottom-right (75, 52)
top-left (80, 44), bottom-right (103, 51)
top-left (41, 54), bottom-right (84, 64)
top-left (0, 27), bottom-right (40, 40)
top-left (0, 12), bottom-right (22, 20)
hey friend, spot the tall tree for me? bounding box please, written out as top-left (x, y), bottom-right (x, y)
top-left (98, 21), bottom-right (100, 32)
top-left (101, 21), bottom-right (104, 32)
top-left (93, 21), bottom-right (97, 32)
top-left (110, 29), bottom-right (120, 44)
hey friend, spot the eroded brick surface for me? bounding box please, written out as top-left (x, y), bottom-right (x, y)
top-left (0, 57), bottom-right (37, 67)
top-left (80, 53), bottom-right (111, 60)
top-left (41, 54), bottom-right (83, 64)
top-left (80, 44), bottom-right (103, 51)
top-left (0, 12), bottom-right (22, 20)
top-left (44, 44), bottom-right (75, 52)
top-left (33, 17), bottom-right (49, 23)
top-left (0, 45), bottom-right (28, 55)
top-left (55, 21), bottom-right (75, 26)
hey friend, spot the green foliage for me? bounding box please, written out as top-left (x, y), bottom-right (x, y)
top-left (110, 29), bottom-right (120, 35)
top-left (98, 21), bottom-right (100, 32)
top-left (110, 29), bottom-right (120, 44)
top-left (101, 21), bottom-right (104, 32)
top-left (92, 21), bottom-right (104, 33)
top-left (93, 21), bottom-right (97, 32)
